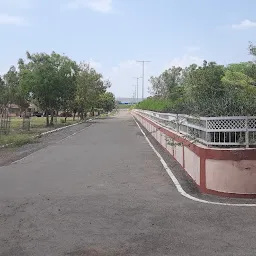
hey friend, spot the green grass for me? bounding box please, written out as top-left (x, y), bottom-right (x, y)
top-left (10, 116), bottom-right (77, 130)
top-left (0, 133), bottom-right (36, 147)
top-left (0, 116), bottom-right (80, 147)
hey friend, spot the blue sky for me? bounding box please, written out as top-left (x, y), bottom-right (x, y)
top-left (1, 0), bottom-right (256, 98)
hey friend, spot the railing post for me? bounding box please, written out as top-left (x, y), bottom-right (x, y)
top-left (245, 116), bottom-right (249, 148)
top-left (176, 114), bottom-right (179, 133)
top-left (205, 119), bottom-right (209, 147)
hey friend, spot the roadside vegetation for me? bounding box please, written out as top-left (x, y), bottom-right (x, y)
top-left (0, 116), bottom-right (79, 147)
top-left (0, 51), bottom-right (116, 146)
top-left (137, 43), bottom-right (256, 117)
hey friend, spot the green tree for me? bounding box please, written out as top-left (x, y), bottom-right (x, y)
top-left (149, 66), bottom-right (183, 99)
top-left (19, 51), bottom-right (78, 126)
top-left (98, 92), bottom-right (115, 112)
top-left (75, 62), bottom-right (110, 119)
top-left (53, 53), bottom-right (79, 122)
top-left (222, 62), bottom-right (254, 87)
top-left (3, 66), bottom-right (19, 105)
top-left (185, 61), bottom-right (226, 116)
top-left (0, 76), bottom-right (8, 115)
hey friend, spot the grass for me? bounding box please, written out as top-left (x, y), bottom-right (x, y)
top-left (10, 116), bottom-right (77, 130)
top-left (0, 133), bottom-right (36, 147)
top-left (0, 116), bottom-right (80, 147)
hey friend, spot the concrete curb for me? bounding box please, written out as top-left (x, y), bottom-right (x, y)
top-left (0, 118), bottom-right (94, 149)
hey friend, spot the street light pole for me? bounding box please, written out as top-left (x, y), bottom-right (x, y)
top-left (133, 77), bottom-right (142, 103)
top-left (133, 85), bottom-right (137, 104)
top-left (137, 60), bottom-right (151, 100)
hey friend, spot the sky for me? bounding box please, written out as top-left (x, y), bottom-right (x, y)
top-left (1, 0), bottom-right (256, 98)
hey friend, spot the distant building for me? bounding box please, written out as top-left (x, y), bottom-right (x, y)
top-left (116, 98), bottom-right (142, 104)
top-left (7, 104), bottom-right (37, 117)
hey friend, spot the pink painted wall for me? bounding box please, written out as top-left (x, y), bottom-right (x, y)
top-left (184, 147), bottom-right (200, 185)
top-left (206, 159), bottom-right (256, 194)
top-left (166, 141), bottom-right (174, 157)
top-left (174, 145), bottom-right (183, 167)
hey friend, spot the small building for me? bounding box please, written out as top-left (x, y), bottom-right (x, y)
top-left (8, 104), bottom-right (37, 117)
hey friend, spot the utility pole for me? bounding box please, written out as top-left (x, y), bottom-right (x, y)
top-left (136, 60), bottom-right (151, 100)
top-left (133, 77), bottom-right (142, 103)
top-left (132, 85), bottom-right (137, 104)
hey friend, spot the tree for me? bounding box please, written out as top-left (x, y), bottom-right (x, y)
top-left (140, 43), bottom-right (256, 117)
top-left (98, 92), bottom-right (115, 112)
top-left (19, 51), bottom-right (79, 126)
top-left (75, 62), bottom-right (110, 119)
top-left (0, 76), bottom-right (8, 116)
top-left (1, 51), bottom-right (112, 125)
top-left (149, 75), bottom-right (168, 98)
top-left (3, 66), bottom-right (19, 105)
top-left (184, 61), bottom-right (226, 116)
top-left (53, 53), bottom-right (78, 122)
top-left (149, 66), bottom-right (183, 99)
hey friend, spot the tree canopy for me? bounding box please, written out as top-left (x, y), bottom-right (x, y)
top-left (138, 43), bottom-right (256, 117)
top-left (0, 51), bottom-right (116, 125)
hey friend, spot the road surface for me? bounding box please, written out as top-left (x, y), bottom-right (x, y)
top-left (0, 110), bottom-right (255, 256)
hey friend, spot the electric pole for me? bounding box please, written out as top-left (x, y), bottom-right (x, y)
top-left (136, 60), bottom-right (151, 100)
top-left (132, 85), bottom-right (137, 104)
top-left (133, 77), bottom-right (142, 103)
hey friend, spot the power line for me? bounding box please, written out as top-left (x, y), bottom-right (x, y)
top-left (136, 60), bottom-right (151, 100)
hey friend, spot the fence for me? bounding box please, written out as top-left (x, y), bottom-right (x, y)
top-left (134, 109), bottom-right (256, 148)
top-left (0, 109), bottom-right (11, 136)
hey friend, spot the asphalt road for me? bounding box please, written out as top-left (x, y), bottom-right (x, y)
top-left (0, 110), bottom-right (255, 256)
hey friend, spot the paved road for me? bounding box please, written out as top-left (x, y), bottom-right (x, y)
top-left (0, 110), bottom-right (255, 256)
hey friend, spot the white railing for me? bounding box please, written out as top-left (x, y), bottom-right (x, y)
top-left (134, 109), bottom-right (256, 148)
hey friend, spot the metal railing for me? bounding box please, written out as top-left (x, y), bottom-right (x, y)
top-left (134, 109), bottom-right (256, 148)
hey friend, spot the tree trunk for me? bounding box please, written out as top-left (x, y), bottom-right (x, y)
top-left (89, 107), bottom-right (93, 117)
top-left (46, 111), bottom-right (50, 127)
top-left (50, 110), bottom-right (54, 126)
top-left (73, 111), bottom-right (76, 121)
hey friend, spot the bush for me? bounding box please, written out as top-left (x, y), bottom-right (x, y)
top-left (136, 98), bottom-right (171, 112)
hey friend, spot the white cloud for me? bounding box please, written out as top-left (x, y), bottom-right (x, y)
top-left (66, 0), bottom-right (113, 13)
top-left (0, 14), bottom-right (27, 25)
top-left (166, 55), bottom-right (204, 69)
top-left (232, 19), bottom-right (256, 30)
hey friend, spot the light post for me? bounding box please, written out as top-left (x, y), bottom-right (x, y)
top-left (136, 60), bottom-right (151, 100)
top-left (133, 84), bottom-right (137, 104)
top-left (133, 77), bottom-right (142, 103)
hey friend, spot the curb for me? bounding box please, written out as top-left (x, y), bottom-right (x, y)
top-left (0, 118), bottom-right (94, 149)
